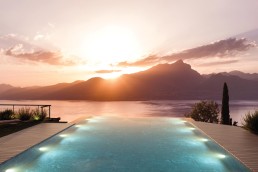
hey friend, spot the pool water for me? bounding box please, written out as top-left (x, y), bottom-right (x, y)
top-left (0, 116), bottom-right (250, 172)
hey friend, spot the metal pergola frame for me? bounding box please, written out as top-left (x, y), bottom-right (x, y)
top-left (0, 104), bottom-right (51, 118)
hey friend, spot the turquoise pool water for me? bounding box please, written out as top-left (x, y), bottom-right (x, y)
top-left (0, 117), bottom-right (250, 172)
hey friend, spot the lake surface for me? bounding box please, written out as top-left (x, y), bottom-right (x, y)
top-left (0, 100), bottom-right (258, 124)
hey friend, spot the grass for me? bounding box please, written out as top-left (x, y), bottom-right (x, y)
top-left (0, 121), bottom-right (41, 138)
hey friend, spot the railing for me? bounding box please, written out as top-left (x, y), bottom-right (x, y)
top-left (0, 104), bottom-right (51, 118)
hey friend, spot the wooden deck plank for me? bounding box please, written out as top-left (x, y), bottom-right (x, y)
top-left (189, 119), bottom-right (258, 172)
top-left (0, 123), bottom-right (73, 164)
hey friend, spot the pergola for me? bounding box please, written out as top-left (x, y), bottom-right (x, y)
top-left (0, 104), bottom-right (51, 118)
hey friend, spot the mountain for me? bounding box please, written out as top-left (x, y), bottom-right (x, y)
top-left (228, 71), bottom-right (258, 81)
top-left (203, 71), bottom-right (258, 81)
top-left (1, 60), bottom-right (258, 100)
top-left (0, 80), bottom-right (84, 100)
top-left (0, 84), bottom-right (15, 94)
top-left (198, 74), bottom-right (258, 100)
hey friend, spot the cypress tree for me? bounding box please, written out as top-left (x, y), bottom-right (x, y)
top-left (221, 82), bottom-right (230, 125)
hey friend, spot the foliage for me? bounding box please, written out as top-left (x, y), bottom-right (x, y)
top-left (221, 82), bottom-right (230, 125)
top-left (32, 108), bottom-right (47, 121)
top-left (243, 111), bottom-right (258, 134)
top-left (0, 109), bottom-right (14, 120)
top-left (17, 107), bottom-right (32, 121)
top-left (185, 100), bottom-right (219, 123)
top-left (1, 107), bottom-right (47, 122)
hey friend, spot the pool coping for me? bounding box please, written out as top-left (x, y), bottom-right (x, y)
top-left (187, 118), bottom-right (258, 172)
top-left (0, 122), bottom-right (74, 165)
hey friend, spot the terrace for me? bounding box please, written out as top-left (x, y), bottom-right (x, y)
top-left (0, 117), bottom-right (257, 171)
top-left (0, 104), bottom-right (52, 119)
top-left (190, 119), bottom-right (258, 171)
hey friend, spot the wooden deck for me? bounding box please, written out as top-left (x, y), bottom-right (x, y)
top-left (0, 123), bottom-right (73, 164)
top-left (189, 119), bottom-right (258, 172)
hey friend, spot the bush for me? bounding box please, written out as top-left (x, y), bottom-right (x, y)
top-left (243, 111), bottom-right (258, 134)
top-left (32, 109), bottom-right (47, 121)
top-left (0, 109), bottom-right (14, 120)
top-left (17, 108), bottom-right (32, 121)
top-left (185, 100), bottom-right (219, 123)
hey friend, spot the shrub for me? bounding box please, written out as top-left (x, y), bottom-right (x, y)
top-left (32, 108), bottom-right (47, 121)
top-left (0, 109), bottom-right (14, 120)
top-left (17, 108), bottom-right (32, 121)
top-left (243, 111), bottom-right (258, 134)
top-left (185, 100), bottom-right (219, 123)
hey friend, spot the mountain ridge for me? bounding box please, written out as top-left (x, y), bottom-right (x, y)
top-left (1, 60), bottom-right (258, 100)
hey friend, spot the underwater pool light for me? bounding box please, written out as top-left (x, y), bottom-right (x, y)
top-left (216, 153), bottom-right (226, 159)
top-left (170, 118), bottom-right (187, 125)
top-left (59, 134), bottom-right (68, 138)
top-left (5, 168), bottom-right (16, 172)
top-left (87, 118), bottom-right (99, 123)
top-left (200, 138), bottom-right (209, 142)
top-left (39, 147), bottom-right (48, 152)
top-left (179, 127), bottom-right (196, 133)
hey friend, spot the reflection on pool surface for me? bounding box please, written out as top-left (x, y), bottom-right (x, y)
top-left (0, 116), bottom-right (250, 172)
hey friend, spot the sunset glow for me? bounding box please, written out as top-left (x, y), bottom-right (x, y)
top-left (79, 26), bottom-right (142, 64)
top-left (1, 2), bottom-right (258, 171)
top-left (0, 0), bottom-right (258, 86)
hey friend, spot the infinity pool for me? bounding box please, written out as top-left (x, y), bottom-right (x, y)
top-left (0, 116), bottom-right (250, 172)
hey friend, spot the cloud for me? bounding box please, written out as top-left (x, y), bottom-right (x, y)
top-left (33, 34), bottom-right (45, 41)
top-left (117, 55), bottom-right (161, 67)
top-left (163, 38), bottom-right (256, 61)
top-left (197, 60), bottom-right (239, 67)
top-left (117, 38), bottom-right (256, 67)
top-left (5, 45), bottom-right (75, 66)
top-left (95, 69), bottom-right (122, 73)
top-left (0, 34), bottom-right (32, 49)
top-left (0, 34), bottom-right (78, 66)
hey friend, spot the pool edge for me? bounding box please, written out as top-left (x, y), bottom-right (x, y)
top-left (186, 118), bottom-right (253, 172)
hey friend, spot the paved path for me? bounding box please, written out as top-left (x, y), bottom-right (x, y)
top-left (0, 123), bottom-right (73, 164)
top-left (189, 119), bottom-right (258, 172)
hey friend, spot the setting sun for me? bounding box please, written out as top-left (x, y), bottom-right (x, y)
top-left (1, 1), bottom-right (258, 171)
top-left (79, 26), bottom-right (142, 64)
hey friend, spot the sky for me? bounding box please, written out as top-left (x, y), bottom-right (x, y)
top-left (0, 0), bottom-right (258, 87)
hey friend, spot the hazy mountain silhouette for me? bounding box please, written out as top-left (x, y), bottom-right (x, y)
top-left (204, 71), bottom-right (258, 81)
top-left (1, 60), bottom-right (258, 100)
top-left (0, 84), bottom-right (15, 94)
top-left (0, 80), bottom-right (84, 100)
top-left (198, 74), bottom-right (258, 99)
top-left (228, 71), bottom-right (258, 81)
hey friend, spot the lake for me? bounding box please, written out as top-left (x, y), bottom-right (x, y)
top-left (0, 100), bottom-right (258, 125)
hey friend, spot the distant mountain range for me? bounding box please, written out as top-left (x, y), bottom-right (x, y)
top-left (1, 60), bottom-right (258, 100)
top-left (203, 70), bottom-right (258, 81)
top-left (0, 84), bottom-right (15, 95)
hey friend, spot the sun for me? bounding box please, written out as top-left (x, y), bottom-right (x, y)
top-left (79, 25), bottom-right (142, 64)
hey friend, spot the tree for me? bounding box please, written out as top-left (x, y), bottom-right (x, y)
top-left (243, 110), bottom-right (258, 134)
top-left (185, 100), bottom-right (219, 123)
top-left (221, 82), bottom-right (230, 125)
